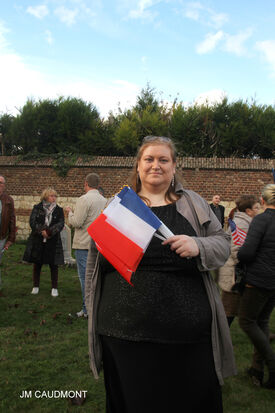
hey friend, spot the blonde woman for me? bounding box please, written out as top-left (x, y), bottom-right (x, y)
top-left (23, 188), bottom-right (64, 296)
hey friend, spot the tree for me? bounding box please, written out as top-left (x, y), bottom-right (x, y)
top-left (6, 97), bottom-right (108, 155)
top-left (214, 100), bottom-right (260, 157)
top-left (170, 103), bottom-right (208, 156)
top-left (112, 85), bottom-right (170, 154)
top-left (1, 87), bottom-right (275, 158)
top-left (113, 117), bottom-right (139, 155)
top-left (55, 97), bottom-right (103, 154)
top-left (170, 98), bottom-right (275, 158)
top-left (35, 99), bottom-right (59, 153)
top-left (9, 100), bottom-right (39, 154)
top-left (251, 104), bottom-right (275, 158)
top-left (0, 113), bottom-right (15, 155)
top-left (135, 84), bottom-right (160, 114)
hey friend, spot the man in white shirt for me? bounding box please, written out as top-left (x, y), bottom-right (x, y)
top-left (65, 173), bottom-right (106, 317)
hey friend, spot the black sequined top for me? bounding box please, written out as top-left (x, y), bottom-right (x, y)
top-left (97, 203), bottom-right (212, 343)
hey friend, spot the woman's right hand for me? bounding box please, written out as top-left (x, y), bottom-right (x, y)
top-left (162, 235), bottom-right (199, 258)
top-left (41, 230), bottom-right (49, 239)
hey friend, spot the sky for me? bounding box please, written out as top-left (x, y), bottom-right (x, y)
top-left (1, 0), bottom-right (275, 118)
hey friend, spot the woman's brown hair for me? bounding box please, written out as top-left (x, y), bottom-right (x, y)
top-left (235, 195), bottom-right (259, 212)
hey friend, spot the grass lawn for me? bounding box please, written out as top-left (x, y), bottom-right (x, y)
top-left (0, 243), bottom-right (275, 412)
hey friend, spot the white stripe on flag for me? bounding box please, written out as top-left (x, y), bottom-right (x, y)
top-left (158, 223), bottom-right (174, 239)
top-left (104, 201), bottom-right (157, 251)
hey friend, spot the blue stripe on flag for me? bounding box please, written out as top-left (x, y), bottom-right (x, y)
top-left (228, 218), bottom-right (236, 232)
top-left (228, 218), bottom-right (246, 246)
top-left (117, 186), bottom-right (162, 230)
top-left (117, 186), bottom-right (129, 199)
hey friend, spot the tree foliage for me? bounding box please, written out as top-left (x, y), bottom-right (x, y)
top-left (112, 85), bottom-right (170, 155)
top-left (0, 87), bottom-right (275, 159)
top-left (0, 113), bottom-right (15, 155)
top-left (3, 97), bottom-right (108, 156)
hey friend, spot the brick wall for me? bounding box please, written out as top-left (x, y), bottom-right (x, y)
top-left (0, 156), bottom-right (274, 239)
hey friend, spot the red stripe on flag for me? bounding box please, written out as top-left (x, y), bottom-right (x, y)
top-left (87, 214), bottom-right (144, 284)
top-left (95, 243), bottom-right (134, 285)
top-left (231, 227), bottom-right (246, 246)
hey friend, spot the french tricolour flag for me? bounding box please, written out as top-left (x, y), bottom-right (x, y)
top-left (228, 218), bottom-right (247, 246)
top-left (87, 186), bottom-right (173, 285)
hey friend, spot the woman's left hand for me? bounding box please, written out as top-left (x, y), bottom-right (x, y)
top-left (162, 235), bottom-right (199, 258)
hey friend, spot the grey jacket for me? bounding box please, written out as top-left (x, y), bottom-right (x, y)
top-left (85, 184), bottom-right (237, 385)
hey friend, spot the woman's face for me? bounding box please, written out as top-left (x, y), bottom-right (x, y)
top-left (246, 202), bottom-right (261, 217)
top-left (137, 144), bottom-right (176, 191)
top-left (251, 202), bottom-right (261, 216)
top-left (47, 193), bottom-right (57, 203)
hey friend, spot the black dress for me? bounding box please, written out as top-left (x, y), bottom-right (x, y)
top-left (98, 204), bottom-right (222, 413)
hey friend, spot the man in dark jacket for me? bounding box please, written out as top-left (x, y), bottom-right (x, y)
top-left (0, 175), bottom-right (16, 289)
top-left (210, 195), bottom-right (225, 228)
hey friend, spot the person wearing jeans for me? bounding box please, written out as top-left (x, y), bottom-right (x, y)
top-left (75, 249), bottom-right (88, 315)
top-left (65, 173), bottom-right (106, 317)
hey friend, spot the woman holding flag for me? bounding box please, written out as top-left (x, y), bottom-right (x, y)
top-left (85, 136), bottom-right (236, 413)
top-left (237, 184), bottom-right (275, 389)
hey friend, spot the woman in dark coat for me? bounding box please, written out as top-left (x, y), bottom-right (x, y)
top-left (237, 183), bottom-right (275, 389)
top-left (23, 188), bottom-right (64, 297)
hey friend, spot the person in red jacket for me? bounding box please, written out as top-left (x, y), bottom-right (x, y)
top-left (0, 175), bottom-right (16, 289)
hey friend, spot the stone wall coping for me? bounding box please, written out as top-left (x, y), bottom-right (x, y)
top-left (0, 156), bottom-right (274, 171)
